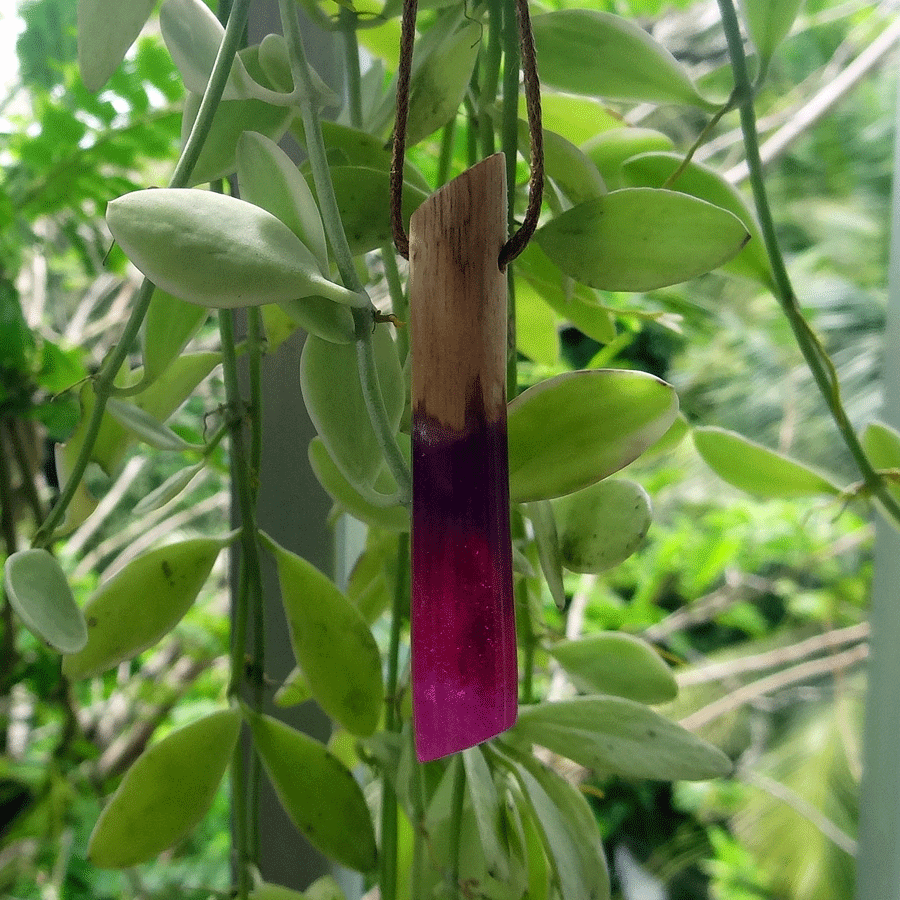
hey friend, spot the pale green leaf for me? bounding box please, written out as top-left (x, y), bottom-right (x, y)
top-left (532, 9), bottom-right (710, 107)
top-left (88, 711), bottom-right (240, 867)
top-left (508, 370), bottom-right (679, 502)
top-left (693, 426), bottom-right (840, 498)
top-left (552, 479), bottom-right (651, 573)
top-left (512, 697), bottom-right (733, 780)
top-left (549, 633), bottom-right (677, 704)
top-left (536, 189), bottom-right (750, 292)
top-left (107, 189), bottom-right (362, 308)
top-left (78, 0), bottom-right (156, 91)
top-left (4, 550), bottom-right (87, 653)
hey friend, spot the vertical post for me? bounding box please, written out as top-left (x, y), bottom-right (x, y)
top-left (409, 153), bottom-right (517, 762)
top-left (854, 77), bottom-right (900, 900)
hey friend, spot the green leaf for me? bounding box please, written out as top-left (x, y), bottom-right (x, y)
top-left (511, 697), bottom-right (732, 780)
top-left (105, 398), bottom-right (199, 452)
top-left (78, 0), bottom-right (156, 91)
top-left (133, 463), bottom-right (205, 516)
top-left (524, 501), bottom-right (566, 610)
top-left (277, 298), bottom-right (356, 345)
top-left (4, 549), bottom-right (87, 653)
top-left (496, 747), bottom-right (610, 900)
top-left (622, 152), bottom-right (772, 286)
top-left (107, 189), bottom-right (363, 309)
top-left (160, 0), bottom-right (254, 100)
top-left (405, 19), bottom-right (481, 145)
top-left (535, 93), bottom-right (621, 147)
top-left (265, 536), bottom-right (384, 736)
top-left (62, 537), bottom-right (229, 680)
top-left (246, 711), bottom-right (377, 871)
top-left (273, 666), bottom-right (312, 708)
top-left (516, 244), bottom-right (617, 346)
top-left (536, 189), bottom-right (750, 292)
top-left (532, 9), bottom-right (710, 107)
top-left (142, 290), bottom-right (208, 383)
top-left (740, 0), bottom-right (804, 61)
top-left (308, 438), bottom-right (410, 532)
top-left (862, 420), bottom-right (900, 514)
top-left (307, 167), bottom-right (428, 256)
top-left (300, 329), bottom-right (404, 490)
top-left (582, 127), bottom-right (675, 190)
top-left (462, 747), bottom-right (511, 881)
top-left (552, 479), bottom-right (651, 573)
top-left (69, 352), bottom-right (220, 478)
top-left (88, 710), bottom-right (240, 868)
top-left (237, 131), bottom-right (329, 275)
top-left (548, 633), bottom-right (677, 704)
top-left (181, 89), bottom-right (292, 186)
top-left (693, 426), bottom-right (840, 498)
top-left (519, 122), bottom-right (606, 205)
top-left (507, 369), bottom-right (679, 502)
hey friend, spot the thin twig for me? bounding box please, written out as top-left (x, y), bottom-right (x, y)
top-left (679, 642), bottom-right (868, 732)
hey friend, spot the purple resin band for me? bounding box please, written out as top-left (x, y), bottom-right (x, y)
top-left (411, 389), bottom-right (517, 762)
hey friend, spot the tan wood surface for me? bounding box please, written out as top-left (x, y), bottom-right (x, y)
top-left (409, 153), bottom-right (508, 430)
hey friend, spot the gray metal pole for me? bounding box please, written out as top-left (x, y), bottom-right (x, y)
top-left (230, 3), bottom-right (360, 893)
top-left (854, 73), bottom-right (900, 900)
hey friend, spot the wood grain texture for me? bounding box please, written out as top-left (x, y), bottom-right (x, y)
top-left (409, 154), bottom-right (517, 761)
top-left (410, 153), bottom-right (508, 429)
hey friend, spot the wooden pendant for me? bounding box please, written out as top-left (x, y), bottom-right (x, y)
top-left (409, 153), bottom-right (517, 762)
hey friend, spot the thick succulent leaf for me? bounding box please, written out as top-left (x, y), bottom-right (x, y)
top-left (300, 329), bottom-right (404, 490)
top-left (741, 0), bottom-right (805, 61)
top-left (462, 747), bottom-right (511, 880)
top-left (142, 290), bottom-right (208, 384)
top-left (88, 711), bottom-right (240, 867)
top-left (532, 9), bottom-right (710, 107)
top-left (582, 127), bottom-right (675, 190)
top-left (265, 536), bottom-right (384, 736)
top-left (160, 0), bottom-right (253, 100)
top-left (622, 152), bottom-right (772, 285)
top-left (507, 370), bottom-right (679, 502)
top-left (536, 189), bottom-right (750, 292)
top-left (548, 633), bottom-right (677, 704)
top-left (4, 550), bottom-right (87, 653)
top-left (519, 122), bottom-right (606, 205)
top-left (107, 189), bottom-right (362, 309)
top-left (308, 438), bottom-right (410, 532)
top-left (78, 0), bottom-right (156, 91)
top-left (247, 710), bottom-right (377, 871)
top-left (237, 131), bottom-right (329, 275)
top-left (405, 20), bottom-right (481, 145)
top-left (512, 697), bottom-right (732, 780)
top-left (862, 421), bottom-right (900, 505)
top-left (181, 90), bottom-right (292, 186)
top-left (693, 426), bottom-right (840, 498)
top-left (496, 747), bottom-right (610, 900)
top-left (62, 537), bottom-right (229, 680)
top-left (552, 479), bottom-right (651, 573)
top-left (307, 167), bottom-right (429, 256)
top-left (524, 501), bottom-right (566, 610)
top-left (105, 398), bottom-right (198, 452)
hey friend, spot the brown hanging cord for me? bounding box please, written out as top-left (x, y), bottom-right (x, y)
top-left (390, 0), bottom-right (543, 268)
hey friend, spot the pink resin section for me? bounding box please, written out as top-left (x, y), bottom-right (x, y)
top-left (411, 401), bottom-right (518, 762)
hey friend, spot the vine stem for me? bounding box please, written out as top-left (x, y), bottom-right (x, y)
top-left (448, 754), bottom-right (466, 898)
top-left (716, 0), bottom-right (900, 527)
top-left (33, 0), bottom-right (256, 547)
top-left (279, 0), bottom-right (412, 503)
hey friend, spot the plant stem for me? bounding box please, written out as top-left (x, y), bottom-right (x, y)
top-left (280, 0), bottom-right (412, 502)
top-left (716, 0), bottom-right (900, 527)
top-left (448, 754), bottom-right (466, 897)
top-left (437, 118), bottom-right (457, 187)
top-left (480, 0), bottom-right (504, 157)
top-left (379, 533), bottom-right (408, 900)
top-left (33, 0), bottom-right (255, 547)
top-left (340, 8), bottom-right (364, 129)
top-left (382, 243), bottom-right (409, 363)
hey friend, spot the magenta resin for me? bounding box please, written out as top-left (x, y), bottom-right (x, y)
top-left (408, 154), bottom-right (518, 762)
